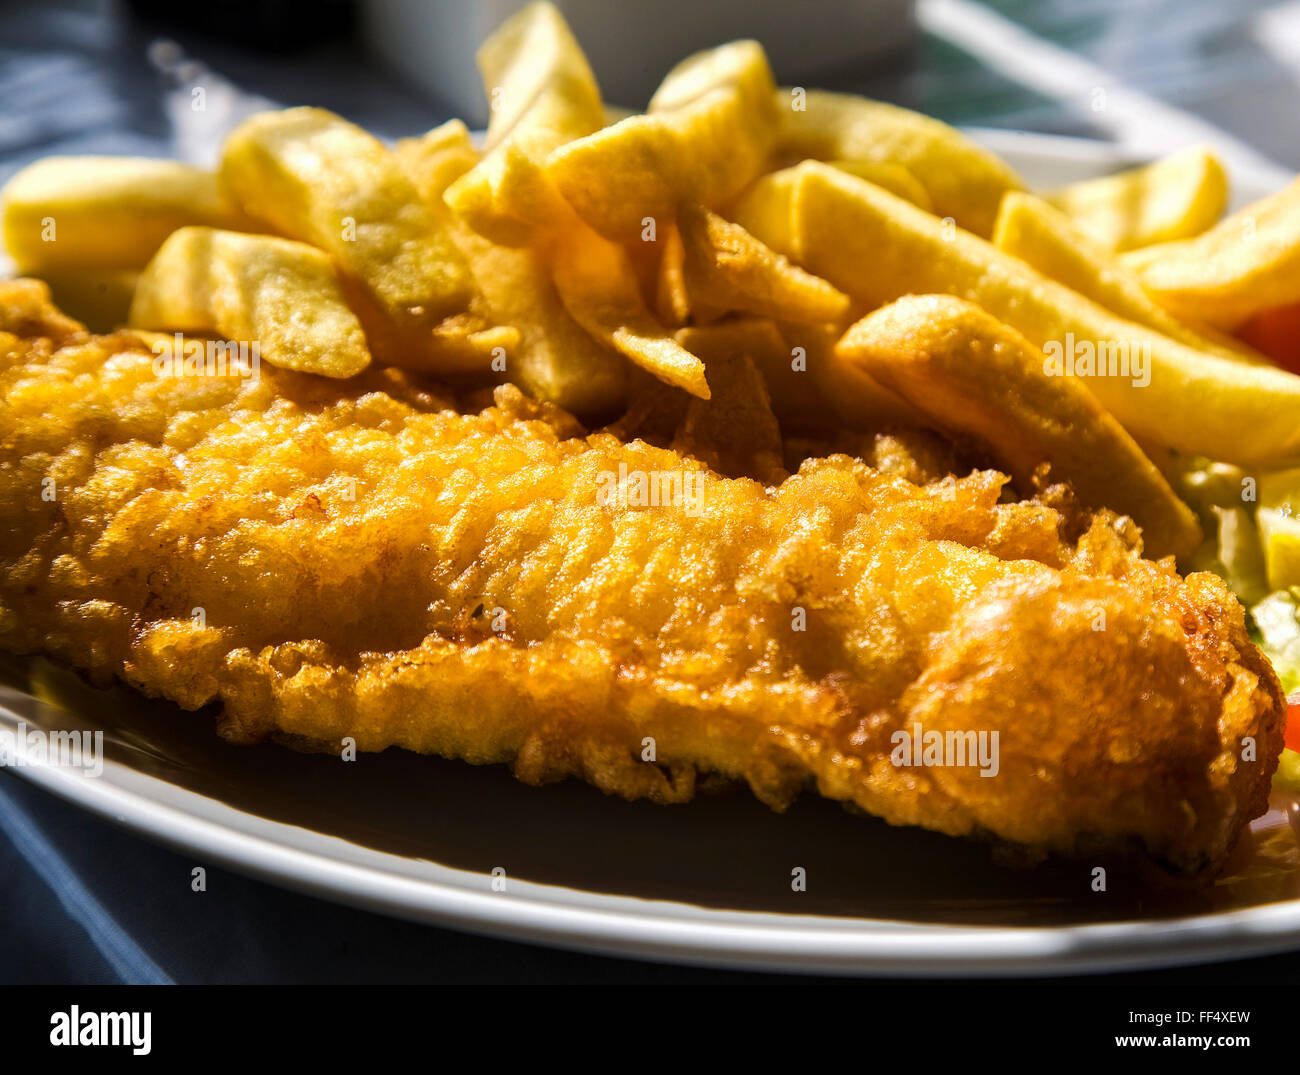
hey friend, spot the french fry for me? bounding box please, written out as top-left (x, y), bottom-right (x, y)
top-left (992, 191), bottom-right (1261, 362)
top-left (219, 107), bottom-right (473, 333)
top-left (398, 115), bottom-right (629, 414)
top-left (674, 320), bottom-right (803, 416)
top-left (442, 1), bottom-right (604, 245)
top-left (551, 225), bottom-right (708, 398)
top-left (546, 40), bottom-right (780, 242)
top-left (450, 37), bottom-right (600, 240)
top-left (671, 349), bottom-right (786, 483)
top-left (383, 316), bottom-right (522, 377)
top-left (395, 120), bottom-right (483, 209)
top-left (791, 321), bottom-right (923, 432)
top-left (677, 202), bottom-right (850, 325)
top-left (1, 157), bottom-right (250, 272)
top-left (836, 295), bottom-right (1202, 559)
top-left (478, 2), bottom-right (603, 157)
top-left (826, 160), bottom-right (933, 212)
top-left (732, 161), bottom-right (1300, 464)
top-left (129, 227), bottom-right (371, 378)
top-left (1120, 175), bottom-right (1300, 328)
top-left (435, 6), bottom-right (699, 400)
top-left (677, 317), bottom-right (918, 430)
top-left (1047, 145), bottom-right (1227, 252)
top-left (454, 233), bottom-right (628, 410)
top-left (773, 89), bottom-right (1023, 237)
top-left (655, 225), bottom-right (691, 327)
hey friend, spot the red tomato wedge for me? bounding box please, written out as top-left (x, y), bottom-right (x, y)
top-left (1236, 302), bottom-right (1300, 376)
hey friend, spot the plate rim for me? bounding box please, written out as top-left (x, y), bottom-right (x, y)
top-left (7, 730), bottom-right (1300, 977)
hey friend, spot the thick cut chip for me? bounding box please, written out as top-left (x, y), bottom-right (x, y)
top-left (129, 227), bottom-right (370, 378)
top-left (396, 120), bottom-right (484, 209)
top-left (677, 202), bottom-right (850, 324)
top-left (655, 225), bottom-right (691, 327)
top-left (419, 15), bottom-right (693, 402)
top-left (546, 40), bottom-right (780, 242)
top-left (398, 116), bottom-right (628, 414)
top-left (477, 2), bottom-right (603, 156)
top-left (992, 191), bottom-right (1260, 362)
top-left (678, 318), bottom-right (918, 431)
top-left (443, 1), bottom-right (604, 245)
top-left (2, 157), bottom-right (250, 272)
top-left (733, 162), bottom-right (1300, 465)
top-left (467, 234), bottom-right (628, 411)
top-left (773, 89), bottom-right (1023, 237)
top-left (1047, 146), bottom-right (1228, 252)
top-left (826, 160), bottom-right (933, 211)
top-left (219, 108), bottom-right (472, 330)
top-left (677, 320), bottom-right (797, 413)
top-left (1120, 175), bottom-right (1300, 329)
top-left (786, 321), bottom-right (924, 432)
top-left (673, 318), bottom-right (894, 430)
top-left (836, 295), bottom-right (1202, 559)
top-left (389, 316), bottom-right (521, 377)
top-left (552, 226), bottom-right (708, 399)
top-left (671, 350), bottom-right (785, 484)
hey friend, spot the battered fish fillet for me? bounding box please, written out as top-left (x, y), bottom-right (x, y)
top-left (0, 282), bottom-right (1284, 875)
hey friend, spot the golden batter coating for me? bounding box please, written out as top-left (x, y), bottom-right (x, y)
top-left (0, 282), bottom-right (1283, 875)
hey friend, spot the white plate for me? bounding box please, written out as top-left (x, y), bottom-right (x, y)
top-left (3, 131), bottom-right (1298, 977)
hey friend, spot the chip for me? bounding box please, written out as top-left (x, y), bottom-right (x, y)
top-left (677, 202), bottom-right (850, 325)
top-left (443, 1), bottom-right (604, 245)
top-left (546, 40), bottom-right (780, 242)
top-left (1047, 145), bottom-right (1227, 252)
top-left (2, 157), bottom-right (251, 272)
top-left (130, 226), bottom-right (370, 378)
top-left (398, 113), bottom-right (628, 414)
top-left (1121, 175), bottom-right (1300, 328)
top-left (836, 294), bottom-right (1202, 559)
top-left (733, 161), bottom-right (1300, 464)
top-left (774, 89), bottom-right (1023, 236)
top-left (220, 107), bottom-right (473, 332)
top-left (992, 190), bottom-right (1258, 362)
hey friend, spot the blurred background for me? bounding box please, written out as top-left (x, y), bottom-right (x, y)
top-left (4, 0), bottom-right (1300, 985)
top-left (4, 0), bottom-right (1300, 187)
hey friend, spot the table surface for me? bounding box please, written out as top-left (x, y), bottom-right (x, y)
top-left (2, 0), bottom-right (1299, 984)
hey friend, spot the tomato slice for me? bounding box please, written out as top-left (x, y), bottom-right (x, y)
top-left (1286, 698), bottom-right (1300, 753)
top-left (1236, 303), bottom-right (1300, 376)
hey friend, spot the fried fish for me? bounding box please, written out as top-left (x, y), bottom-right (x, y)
top-left (0, 282), bottom-right (1284, 875)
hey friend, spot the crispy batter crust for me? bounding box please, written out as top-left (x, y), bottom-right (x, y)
top-left (0, 281), bottom-right (1284, 875)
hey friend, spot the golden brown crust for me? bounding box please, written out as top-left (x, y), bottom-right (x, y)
top-left (0, 282), bottom-right (1284, 876)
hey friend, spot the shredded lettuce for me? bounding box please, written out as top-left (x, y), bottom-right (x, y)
top-left (1278, 748), bottom-right (1300, 794)
top-left (1176, 460), bottom-right (1269, 601)
top-left (1252, 591), bottom-right (1300, 693)
top-left (1177, 459), bottom-right (1300, 790)
top-left (1250, 591), bottom-right (1300, 793)
top-left (1211, 506), bottom-right (1270, 606)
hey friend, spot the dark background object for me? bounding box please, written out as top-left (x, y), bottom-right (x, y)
top-left (125, 0), bottom-right (355, 52)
